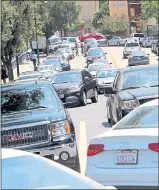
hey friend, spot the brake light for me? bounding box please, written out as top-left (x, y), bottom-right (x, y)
top-left (148, 143), bottom-right (159, 152)
top-left (87, 144), bottom-right (104, 156)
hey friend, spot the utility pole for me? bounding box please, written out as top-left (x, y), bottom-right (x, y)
top-left (33, 0), bottom-right (40, 66)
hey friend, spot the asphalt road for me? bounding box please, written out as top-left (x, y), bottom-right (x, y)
top-left (67, 46), bottom-right (158, 174)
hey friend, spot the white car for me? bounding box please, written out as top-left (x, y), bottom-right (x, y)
top-left (85, 99), bottom-right (158, 188)
top-left (130, 33), bottom-right (145, 45)
top-left (2, 149), bottom-right (116, 189)
top-left (142, 37), bottom-right (157, 47)
top-left (123, 42), bottom-right (141, 58)
top-left (88, 63), bottom-right (109, 77)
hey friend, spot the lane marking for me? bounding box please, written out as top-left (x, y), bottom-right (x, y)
top-left (79, 120), bottom-right (87, 175)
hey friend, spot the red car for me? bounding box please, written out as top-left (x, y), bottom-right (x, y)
top-left (79, 33), bottom-right (104, 41)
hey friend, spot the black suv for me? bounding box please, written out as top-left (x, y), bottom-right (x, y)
top-left (51, 70), bottom-right (98, 106)
top-left (1, 79), bottom-right (80, 171)
top-left (105, 64), bottom-right (159, 125)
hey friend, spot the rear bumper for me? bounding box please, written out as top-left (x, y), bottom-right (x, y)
top-left (97, 84), bottom-right (112, 92)
top-left (61, 91), bottom-right (82, 104)
top-left (86, 167), bottom-right (158, 187)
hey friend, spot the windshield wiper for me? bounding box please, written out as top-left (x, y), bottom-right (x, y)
top-left (122, 86), bottom-right (141, 90)
top-left (28, 106), bottom-right (47, 110)
top-left (149, 85), bottom-right (159, 87)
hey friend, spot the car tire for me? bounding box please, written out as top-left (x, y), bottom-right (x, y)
top-left (106, 42), bottom-right (109, 47)
top-left (107, 103), bottom-right (111, 123)
top-left (117, 42), bottom-right (120, 46)
top-left (80, 90), bottom-right (87, 106)
top-left (91, 88), bottom-right (98, 103)
top-left (72, 152), bottom-right (80, 173)
top-left (123, 53), bottom-right (126, 59)
top-left (109, 106), bottom-right (115, 126)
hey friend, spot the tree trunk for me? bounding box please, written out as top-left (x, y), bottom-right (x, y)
top-left (46, 38), bottom-right (49, 56)
top-left (5, 58), bottom-right (14, 81)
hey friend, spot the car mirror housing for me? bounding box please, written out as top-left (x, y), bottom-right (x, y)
top-left (104, 86), bottom-right (116, 95)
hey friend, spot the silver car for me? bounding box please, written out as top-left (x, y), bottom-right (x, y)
top-left (142, 37), bottom-right (157, 47)
top-left (107, 36), bottom-right (126, 46)
top-left (96, 68), bottom-right (119, 93)
top-left (128, 50), bottom-right (150, 66)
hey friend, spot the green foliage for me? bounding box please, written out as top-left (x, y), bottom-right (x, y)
top-left (92, 0), bottom-right (109, 29)
top-left (141, 0), bottom-right (158, 21)
top-left (100, 16), bottom-right (129, 35)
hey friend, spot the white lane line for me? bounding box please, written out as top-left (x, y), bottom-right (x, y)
top-left (79, 120), bottom-right (87, 175)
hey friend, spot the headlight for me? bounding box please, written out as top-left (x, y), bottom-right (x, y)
top-left (122, 100), bottom-right (139, 109)
top-left (98, 80), bottom-right (104, 84)
top-left (70, 85), bottom-right (80, 91)
top-left (51, 120), bottom-right (70, 137)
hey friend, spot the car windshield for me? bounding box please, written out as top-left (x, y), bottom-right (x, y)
top-left (88, 49), bottom-right (104, 57)
top-left (94, 59), bottom-right (109, 64)
top-left (131, 56), bottom-right (148, 61)
top-left (1, 87), bottom-right (59, 114)
top-left (18, 74), bottom-right (41, 80)
top-left (88, 64), bottom-right (105, 71)
top-left (126, 43), bottom-right (139, 47)
top-left (134, 34), bottom-right (144, 38)
top-left (38, 66), bottom-right (55, 71)
top-left (113, 104), bottom-right (158, 130)
top-left (62, 40), bottom-right (69, 44)
top-left (53, 73), bottom-right (81, 84)
top-left (97, 70), bottom-right (119, 78)
top-left (44, 59), bottom-right (61, 67)
top-left (122, 67), bottom-right (158, 89)
top-left (68, 37), bottom-right (76, 43)
top-left (85, 38), bottom-right (96, 43)
top-left (49, 38), bottom-right (60, 44)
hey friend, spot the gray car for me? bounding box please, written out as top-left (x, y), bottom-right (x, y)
top-left (128, 51), bottom-right (150, 66)
top-left (96, 68), bottom-right (119, 93)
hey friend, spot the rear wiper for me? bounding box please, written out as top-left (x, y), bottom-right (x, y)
top-left (122, 86), bottom-right (141, 90)
top-left (28, 106), bottom-right (47, 110)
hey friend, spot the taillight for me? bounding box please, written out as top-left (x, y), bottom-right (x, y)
top-left (87, 144), bottom-right (104, 156)
top-left (148, 143), bottom-right (159, 152)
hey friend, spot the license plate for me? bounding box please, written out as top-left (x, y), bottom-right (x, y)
top-left (116, 150), bottom-right (137, 164)
top-left (59, 93), bottom-right (64, 98)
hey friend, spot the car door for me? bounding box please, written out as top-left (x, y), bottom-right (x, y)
top-left (82, 70), bottom-right (92, 98)
top-left (110, 72), bottom-right (121, 123)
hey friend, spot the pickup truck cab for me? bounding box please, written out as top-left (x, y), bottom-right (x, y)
top-left (1, 79), bottom-right (80, 171)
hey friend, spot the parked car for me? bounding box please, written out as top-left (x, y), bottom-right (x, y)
top-left (1, 79), bottom-right (80, 170)
top-left (2, 149), bottom-right (116, 189)
top-left (44, 59), bottom-right (63, 72)
top-left (141, 36), bottom-right (157, 47)
top-left (86, 47), bottom-right (106, 67)
top-left (79, 33), bottom-right (104, 42)
top-left (85, 98), bottom-right (158, 188)
top-left (105, 64), bottom-right (158, 124)
top-left (107, 36), bottom-right (126, 46)
top-left (128, 50), bottom-right (150, 66)
top-left (51, 70), bottom-right (98, 106)
top-left (61, 40), bottom-right (74, 49)
top-left (130, 33), bottom-right (145, 45)
top-left (87, 63), bottom-right (110, 77)
top-left (96, 68), bottom-right (119, 93)
top-left (49, 37), bottom-right (62, 52)
top-left (16, 71), bottom-right (42, 81)
top-left (123, 42), bottom-right (141, 59)
top-left (55, 48), bottom-right (71, 61)
top-left (38, 65), bottom-right (58, 80)
top-left (93, 59), bottom-right (112, 67)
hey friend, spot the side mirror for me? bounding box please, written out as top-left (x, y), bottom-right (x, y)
top-left (63, 96), bottom-right (79, 108)
top-left (105, 52), bottom-right (107, 54)
top-left (84, 76), bottom-right (89, 81)
top-left (104, 86), bottom-right (116, 96)
top-left (110, 62), bottom-right (112, 64)
top-left (147, 53), bottom-right (150, 55)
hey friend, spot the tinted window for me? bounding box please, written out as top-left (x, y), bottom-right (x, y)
top-left (126, 43), bottom-right (139, 47)
top-left (134, 34), bottom-right (144, 38)
top-left (113, 105), bottom-right (158, 130)
top-left (122, 67), bottom-right (158, 89)
top-left (88, 49), bottom-right (104, 57)
top-left (88, 64), bottom-right (106, 71)
top-left (49, 38), bottom-right (61, 44)
top-left (68, 37), bottom-right (76, 43)
top-left (94, 59), bottom-right (109, 64)
top-left (18, 74), bottom-right (41, 80)
top-left (131, 56), bottom-right (148, 61)
top-left (1, 86), bottom-right (59, 114)
top-left (52, 73), bottom-right (81, 84)
top-left (97, 70), bottom-right (119, 78)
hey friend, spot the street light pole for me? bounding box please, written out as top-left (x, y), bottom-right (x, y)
top-left (33, 0), bottom-right (40, 66)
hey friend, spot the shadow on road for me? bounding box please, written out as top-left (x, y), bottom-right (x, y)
top-left (102, 121), bottom-right (112, 128)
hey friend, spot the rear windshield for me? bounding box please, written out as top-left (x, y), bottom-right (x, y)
top-left (134, 34), bottom-right (144, 38)
top-left (126, 43), bottom-right (139, 47)
top-left (113, 105), bottom-right (158, 129)
top-left (18, 74), bottom-right (41, 80)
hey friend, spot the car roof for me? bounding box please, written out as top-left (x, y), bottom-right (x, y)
top-left (88, 63), bottom-right (105, 66)
top-left (98, 68), bottom-right (120, 71)
top-left (122, 64), bottom-right (158, 73)
top-left (131, 51), bottom-right (146, 56)
top-left (1, 79), bottom-right (50, 91)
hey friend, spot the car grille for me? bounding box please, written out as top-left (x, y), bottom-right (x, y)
top-left (139, 98), bottom-right (158, 105)
top-left (1, 123), bottom-right (49, 148)
top-left (56, 88), bottom-right (70, 94)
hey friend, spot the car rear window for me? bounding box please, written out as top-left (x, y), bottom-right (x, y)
top-left (126, 43), bottom-right (139, 47)
top-left (134, 34), bottom-right (144, 38)
top-left (113, 105), bottom-right (158, 130)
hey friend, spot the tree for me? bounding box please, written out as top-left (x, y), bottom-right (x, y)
top-left (141, 0), bottom-right (158, 21)
top-left (100, 16), bottom-right (129, 35)
top-left (1, 1), bottom-right (35, 80)
top-left (92, 0), bottom-right (109, 29)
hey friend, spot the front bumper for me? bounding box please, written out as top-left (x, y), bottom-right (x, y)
top-left (28, 142), bottom-right (77, 168)
top-left (60, 91), bottom-right (82, 104)
top-left (97, 84), bottom-right (112, 92)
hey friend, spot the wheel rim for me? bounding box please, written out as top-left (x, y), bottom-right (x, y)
top-left (83, 92), bottom-right (87, 104)
top-left (94, 89), bottom-right (98, 100)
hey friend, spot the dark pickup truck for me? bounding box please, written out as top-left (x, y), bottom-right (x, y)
top-left (1, 79), bottom-right (80, 171)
